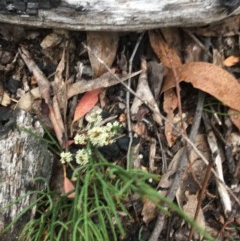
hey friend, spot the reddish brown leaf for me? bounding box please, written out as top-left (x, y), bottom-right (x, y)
top-left (73, 88), bottom-right (103, 123)
top-left (64, 176), bottom-right (75, 199)
top-left (180, 62), bottom-right (240, 111)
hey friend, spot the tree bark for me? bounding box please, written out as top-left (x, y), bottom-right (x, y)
top-left (0, 109), bottom-right (53, 241)
top-left (0, 0), bottom-right (239, 31)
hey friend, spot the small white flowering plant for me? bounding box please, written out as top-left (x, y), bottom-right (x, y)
top-left (60, 107), bottom-right (121, 166)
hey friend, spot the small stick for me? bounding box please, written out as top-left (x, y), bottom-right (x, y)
top-left (148, 91), bottom-right (206, 241)
top-left (188, 161), bottom-right (213, 241)
top-left (126, 31), bottom-right (145, 170)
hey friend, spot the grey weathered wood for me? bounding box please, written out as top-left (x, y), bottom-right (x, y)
top-left (0, 0), bottom-right (239, 31)
top-left (0, 109), bottom-right (53, 241)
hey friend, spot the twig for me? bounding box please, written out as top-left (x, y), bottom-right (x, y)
top-left (67, 70), bottom-right (142, 99)
top-left (188, 161), bottom-right (213, 241)
top-left (126, 31), bottom-right (145, 170)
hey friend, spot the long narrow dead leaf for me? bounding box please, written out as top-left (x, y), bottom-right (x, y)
top-left (163, 89), bottom-right (178, 147)
top-left (148, 30), bottom-right (182, 69)
top-left (48, 104), bottom-right (64, 144)
top-left (162, 61), bottom-right (240, 111)
top-left (51, 47), bottom-right (67, 138)
top-left (19, 45), bottom-right (64, 145)
top-left (180, 62), bottom-right (240, 111)
top-left (53, 46), bottom-right (67, 110)
top-left (19, 45), bottom-right (51, 105)
top-left (205, 123), bottom-right (232, 214)
top-left (73, 88), bottom-right (103, 123)
top-left (149, 30), bottom-right (183, 130)
top-left (53, 96), bottom-right (65, 133)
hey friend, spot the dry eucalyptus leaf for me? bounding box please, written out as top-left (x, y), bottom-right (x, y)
top-left (53, 48), bottom-right (67, 110)
top-left (163, 89), bottom-right (178, 147)
top-left (149, 30), bottom-right (182, 70)
top-left (224, 55), bottom-right (240, 67)
top-left (87, 32), bottom-right (118, 78)
top-left (19, 46), bottom-right (51, 105)
top-left (180, 62), bottom-right (240, 111)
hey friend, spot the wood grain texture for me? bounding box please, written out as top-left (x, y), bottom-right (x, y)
top-left (0, 110), bottom-right (53, 241)
top-left (0, 0), bottom-right (239, 31)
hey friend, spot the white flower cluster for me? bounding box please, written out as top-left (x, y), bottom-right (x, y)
top-left (85, 108), bottom-right (102, 125)
top-left (60, 108), bottom-right (121, 165)
top-left (75, 149), bottom-right (91, 165)
top-left (60, 152), bottom-right (73, 164)
top-left (74, 121), bottom-right (120, 147)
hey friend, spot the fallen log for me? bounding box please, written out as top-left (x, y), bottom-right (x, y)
top-left (0, 109), bottom-right (53, 241)
top-left (0, 0), bottom-right (239, 31)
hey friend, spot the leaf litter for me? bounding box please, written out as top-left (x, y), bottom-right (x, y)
top-left (1, 18), bottom-right (240, 240)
